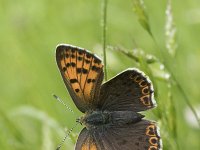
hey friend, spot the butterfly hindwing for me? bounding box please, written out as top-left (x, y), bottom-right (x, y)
top-left (75, 128), bottom-right (101, 150)
top-left (99, 68), bottom-right (156, 112)
top-left (98, 120), bottom-right (161, 150)
top-left (56, 44), bottom-right (104, 112)
top-left (76, 120), bottom-right (161, 150)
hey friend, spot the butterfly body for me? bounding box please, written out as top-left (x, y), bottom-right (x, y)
top-left (56, 44), bottom-right (162, 150)
top-left (78, 111), bottom-right (110, 128)
top-left (78, 111), bottom-right (144, 129)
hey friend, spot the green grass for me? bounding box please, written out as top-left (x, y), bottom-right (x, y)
top-left (0, 0), bottom-right (200, 150)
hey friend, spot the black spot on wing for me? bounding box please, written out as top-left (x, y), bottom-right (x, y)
top-left (75, 89), bottom-right (80, 93)
top-left (66, 63), bottom-right (71, 67)
top-left (62, 67), bottom-right (67, 71)
top-left (91, 66), bottom-right (100, 72)
top-left (94, 57), bottom-right (101, 64)
top-left (78, 56), bottom-right (82, 61)
top-left (65, 54), bottom-right (69, 58)
top-left (78, 51), bottom-right (84, 55)
top-left (87, 79), bottom-right (92, 83)
top-left (85, 59), bottom-right (90, 64)
top-left (71, 62), bottom-right (76, 67)
top-left (86, 53), bottom-right (92, 58)
top-left (70, 79), bottom-right (78, 83)
top-left (71, 54), bottom-right (75, 58)
top-left (71, 48), bottom-right (76, 53)
top-left (77, 68), bottom-right (82, 73)
top-left (82, 68), bottom-right (88, 74)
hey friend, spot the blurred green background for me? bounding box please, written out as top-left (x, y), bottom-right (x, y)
top-left (0, 0), bottom-right (200, 150)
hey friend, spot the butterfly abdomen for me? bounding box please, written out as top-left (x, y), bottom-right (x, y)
top-left (110, 111), bottom-right (144, 125)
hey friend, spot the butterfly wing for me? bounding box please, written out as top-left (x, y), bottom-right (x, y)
top-left (98, 120), bottom-right (162, 150)
top-left (56, 44), bottom-right (104, 112)
top-left (98, 68), bottom-right (156, 112)
top-left (101, 120), bottom-right (162, 150)
top-left (75, 128), bottom-right (102, 150)
top-left (75, 120), bottom-right (161, 150)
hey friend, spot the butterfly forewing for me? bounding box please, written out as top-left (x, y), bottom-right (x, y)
top-left (56, 44), bottom-right (104, 112)
top-left (99, 68), bottom-right (156, 112)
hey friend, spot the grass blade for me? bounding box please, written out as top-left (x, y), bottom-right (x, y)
top-left (133, 0), bottom-right (152, 36)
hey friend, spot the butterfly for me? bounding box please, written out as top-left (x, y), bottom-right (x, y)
top-left (55, 44), bottom-right (162, 150)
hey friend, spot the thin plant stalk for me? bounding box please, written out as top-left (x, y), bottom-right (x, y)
top-left (102, 0), bottom-right (108, 81)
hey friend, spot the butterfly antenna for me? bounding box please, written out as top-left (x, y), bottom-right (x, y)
top-left (56, 122), bottom-right (79, 150)
top-left (52, 94), bottom-right (75, 115)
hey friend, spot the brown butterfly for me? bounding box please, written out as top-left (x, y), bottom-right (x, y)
top-left (56, 44), bottom-right (162, 150)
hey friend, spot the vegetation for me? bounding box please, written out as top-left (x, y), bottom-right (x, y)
top-left (0, 0), bottom-right (199, 149)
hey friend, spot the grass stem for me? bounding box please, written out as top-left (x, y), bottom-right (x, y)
top-left (102, 0), bottom-right (108, 81)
